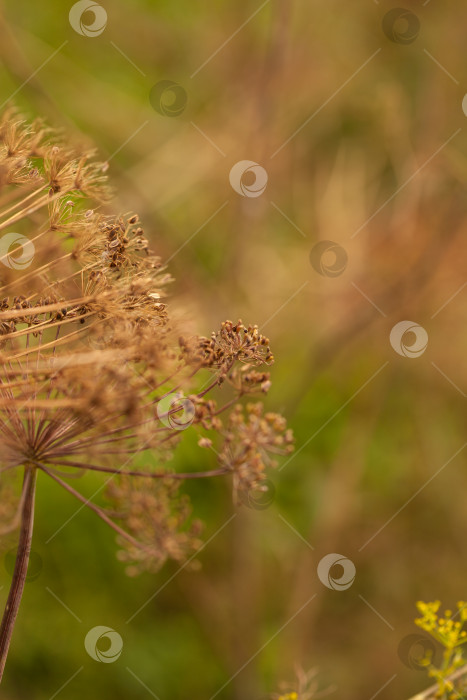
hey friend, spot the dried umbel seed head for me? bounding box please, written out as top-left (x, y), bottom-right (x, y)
top-left (0, 111), bottom-right (293, 568)
top-left (179, 320), bottom-right (274, 374)
top-left (0, 110), bottom-right (293, 681)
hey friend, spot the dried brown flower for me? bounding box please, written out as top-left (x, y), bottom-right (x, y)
top-left (0, 111), bottom-right (293, 682)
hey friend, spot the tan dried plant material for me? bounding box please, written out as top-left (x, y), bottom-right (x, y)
top-left (0, 111), bottom-right (293, 681)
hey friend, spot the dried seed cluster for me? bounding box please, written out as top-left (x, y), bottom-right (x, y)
top-left (180, 320), bottom-right (274, 371)
top-left (0, 112), bottom-right (293, 574)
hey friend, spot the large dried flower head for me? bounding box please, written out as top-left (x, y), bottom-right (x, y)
top-left (0, 111), bottom-right (293, 680)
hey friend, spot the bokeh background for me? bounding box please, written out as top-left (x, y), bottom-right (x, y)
top-left (0, 0), bottom-right (466, 698)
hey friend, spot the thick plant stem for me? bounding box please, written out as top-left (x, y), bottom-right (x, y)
top-left (0, 466), bottom-right (37, 683)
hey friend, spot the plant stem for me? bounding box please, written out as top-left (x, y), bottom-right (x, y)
top-left (0, 466), bottom-right (37, 683)
top-left (408, 663), bottom-right (467, 700)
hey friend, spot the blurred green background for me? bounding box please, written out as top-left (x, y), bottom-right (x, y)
top-left (0, 0), bottom-right (466, 698)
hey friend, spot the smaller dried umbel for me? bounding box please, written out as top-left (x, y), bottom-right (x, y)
top-left (0, 112), bottom-right (293, 681)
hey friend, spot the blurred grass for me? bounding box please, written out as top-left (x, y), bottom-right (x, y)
top-left (1, 0), bottom-right (467, 698)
